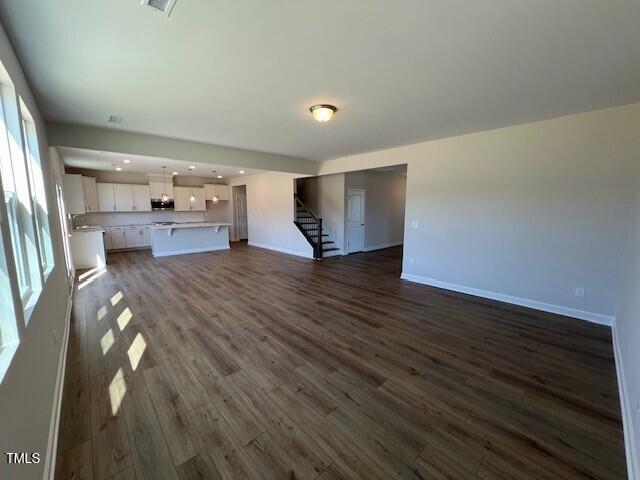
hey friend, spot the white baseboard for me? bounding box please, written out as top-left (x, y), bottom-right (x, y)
top-left (363, 241), bottom-right (403, 252)
top-left (400, 272), bottom-right (615, 326)
top-left (248, 241), bottom-right (314, 259)
top-left (152, 245), bottom-right (230, 257)
top-left (43, 281), bottom-right (74, 480)
top-left (613, 323), bottom-right (639, 480)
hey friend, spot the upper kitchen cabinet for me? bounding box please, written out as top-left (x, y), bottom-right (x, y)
top-left (174, 186), bottom-right (205, 211)
top-left (149, 180), bottom-right (174, 200)
top-left (204, 184), bottom-right (230, 202)
top-left (97, 183), bottom-right (152, 212)
top-left (62, 174), bottom-right (98, 214)
top-left (83, 176), bottom-right (99, 212)
top-left (132, 185), bottom-right (152, 211)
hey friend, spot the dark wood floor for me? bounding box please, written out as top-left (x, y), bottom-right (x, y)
top-left (55, 243), bottom-right (627, 480)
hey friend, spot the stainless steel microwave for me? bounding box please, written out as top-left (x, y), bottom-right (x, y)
top-left (151, 199), bottom-right (174, 211)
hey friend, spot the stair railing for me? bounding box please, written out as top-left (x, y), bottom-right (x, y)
top-left (293, 194), bottom-right (323, 259)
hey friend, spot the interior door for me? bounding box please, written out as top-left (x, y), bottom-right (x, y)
top-left (235, 189), bottom-right (248, 240)
top-left (347, 189), bottom-right (365, 253)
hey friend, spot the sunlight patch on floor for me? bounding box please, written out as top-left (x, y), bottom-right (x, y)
top-left (127, 333), bottom-right (146, 371)
top-left (108, 368), bottom-right (126, 416)
top-left (100, 328), bottom-right (115, 355)
top-left (116, 307), bottom-right (132, 331)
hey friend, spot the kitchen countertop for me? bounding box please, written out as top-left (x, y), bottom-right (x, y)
top-left (73, 226), bottom-right (105, 233)
top-left (150, 222), bottom-right (232, 230)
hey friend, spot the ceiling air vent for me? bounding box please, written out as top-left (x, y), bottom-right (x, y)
top-left (141, 0), bottom-right (178, 17)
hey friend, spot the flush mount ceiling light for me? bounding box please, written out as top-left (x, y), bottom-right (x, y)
top-left (115, 167), bottom-right (122, 171)
top-left (310, 104), bottom-right (337, 123)
top-left (239, 170), bottom-right (245, 174)
top-left (217, 175), bottom-right (223, 179)
top-left (123, 159), bottom-right (131, 164)
top-left (172, 171), bottom-right (178, 175)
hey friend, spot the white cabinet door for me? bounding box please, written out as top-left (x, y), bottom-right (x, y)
top-left (140, 226), bottom-right (151, 246)
top-left (192, 187), bottom-right (206, 211)
top-left (62, 174), bottom-right (86, 214)
top-left (97, 183), bottom-right (116, 212)
top-left (124, 226), bottom-right (142, 248)
top-left (114, 184), bottom-right (134, 212)
top-left (173, 186), bottom-right (191, 211)
top-left (216, 184), bottom-right (230, 201)
top-left (83, 177), bottom-right (98, 213)
top-left (110, 227), bottom-right (127, 249)
top-left (103, 228), bottom-right (113, 250)
top-left (132, 185), bottom-right (151, 211)
top-left (204, 184), bottom-right (216, 201)
top-left (150, 181), bottom-right (174, 200)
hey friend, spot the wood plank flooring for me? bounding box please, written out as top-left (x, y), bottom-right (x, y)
top-left (55, 243), bottom-right (627, 480)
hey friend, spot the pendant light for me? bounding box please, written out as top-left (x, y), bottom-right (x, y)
top-left (161, 166), bottom-right (169, 203)
top-left (212, 171), bottom-right (219, 204)
top-left (189, 166), bottom-right (196, 203)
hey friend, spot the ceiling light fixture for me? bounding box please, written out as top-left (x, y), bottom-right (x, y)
top-left (239, 170), bottom-right (245, 174)
top-left (115, 167), bottom-right (122, 171)
top-left (123, 159), bottom-right (131, 164)
top-left (212, 171), bottom-right (219, 203)
top-left (217, 175), bottom-right (223, 179)
top-left (310, 104), bottom-right (337, 123)
top-left (172, 171), bottom-right (178, 175)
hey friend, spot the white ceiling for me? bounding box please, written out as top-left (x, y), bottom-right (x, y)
top-left (59, 147), bottom-right (260, 178)
top-left (2, 1), bottom-right (640, 161)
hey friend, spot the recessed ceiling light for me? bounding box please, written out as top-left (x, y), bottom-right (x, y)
top-left (172, 171), bottom-right (178, 175)
top-left (123, 159), bottom-right (131, 164)
top-left (310, 104), bottom-right (337, 122)
top-left (115, 167), bottom-right (122, 171)
top-left (189, 166), bottom-right (195, 170)
top-left (239, 170), bottom-right (245, 174)
top-left (217, 175), bottom-right (223, 179)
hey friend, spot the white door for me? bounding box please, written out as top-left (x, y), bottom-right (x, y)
top-left (132, 185), bottom-right (151, 211)
top-left (82, 176), bottom-right (98, 213)
top-left (97, 183), bottom-right (116, 212)
top-left (114, 184), bottom-right (134, 212)
top-left (110, 227), bottom-right (127, 249)
top-left (347, 189), bottom-right (365, 253)
top-left (235, 188), bottom-right (248, 240)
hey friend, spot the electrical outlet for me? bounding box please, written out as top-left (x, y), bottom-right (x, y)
top-left (409, 257), bottom-right (415, 266)
top-left (411, 220), bottom-right (419, 229)
top-left (574, 287), bottom-right (585, 297)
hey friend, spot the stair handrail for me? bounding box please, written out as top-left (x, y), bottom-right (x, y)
top-left (294, 194), bottom-right (319, 221)
top-left (293, 194), bottom-right (323, 259)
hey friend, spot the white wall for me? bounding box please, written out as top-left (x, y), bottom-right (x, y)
top-left (615, 157), bottom-right (640, 479)
top-left (321, 103), bottom-right (640, 324)
top-left (345, 170), bottom-right (406, 251)
top-left (0, 21), bottom-right (71, 480)
top-left (230, 172), bottom-right (313, 258)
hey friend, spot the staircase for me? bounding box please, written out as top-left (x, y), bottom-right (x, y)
top-left (293, 194), bottom-right (339, 260)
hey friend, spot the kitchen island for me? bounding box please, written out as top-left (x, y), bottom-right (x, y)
top-left (150, 222), bottom-right (232, 257)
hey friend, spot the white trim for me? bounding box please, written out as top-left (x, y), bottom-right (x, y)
top-left (613, 322), bottom-right (639, 480)
top-left (400, 272), bottom-right (615, 326)
top-left (152, 245), bottom-right (230, 257)
top-left (363, 241), bottom-right (403, 252)
top-left (346, 188), bottom-right (366, 254)
top-left (43, 282), bottom-right (74, 480)
top-left (248, 241), bottom-right (314, 259)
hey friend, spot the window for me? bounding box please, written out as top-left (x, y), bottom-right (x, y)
top-left (20, 99), bottom-right (53, 276)
top-left (0, 219), bottom-right (19, 381)
top-left (0, 69), bottom-right (42, 318)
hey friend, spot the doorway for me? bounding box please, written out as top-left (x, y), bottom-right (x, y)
top-left (347, 188), bottom-right (365, 253)
top-left (232, 185), bottom-right (248, 241)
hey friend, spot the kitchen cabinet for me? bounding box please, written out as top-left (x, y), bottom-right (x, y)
top-left (109, 226), bottom-right (127, 249)
top-left (204, 184), bottom-right (230, 202)
top-left (124, 226), bottom-right (143, 248)
top-left (149, 181), bottom-right (174, 200)
top-left (114, 184), bottom-right (134, 212)
top-left (103, 227), bottom-right (112, 250)
top-left (97, 183), bottom-right (116, 212)
top-left (63, 174), bottom-right (99, 214)
top-left (174, 186), bottom-right (205, 211)
top-left (132, 185), bottom-right (151, 211)
top-left (97, 183), bottom-right (151, 212)
top-left (62, 174), bottom-right (86, 214)
top-left (83, 176), bottom-right (99, 212)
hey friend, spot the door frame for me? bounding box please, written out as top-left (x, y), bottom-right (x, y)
top-left (232, 185), bottom-right (248, 242)
top-left (346, 188), bottom-right (366, 254)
